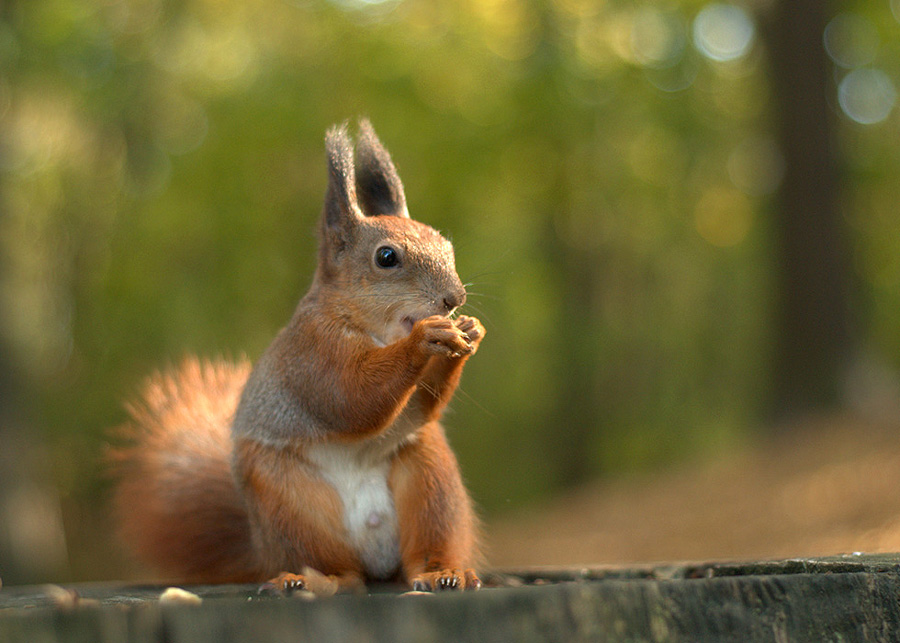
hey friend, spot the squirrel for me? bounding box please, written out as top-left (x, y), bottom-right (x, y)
top-left (110, 120), bottom-right (484, 593)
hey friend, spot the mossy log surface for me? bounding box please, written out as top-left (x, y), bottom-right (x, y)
top-left (2, 554), bottom-right (900, 642)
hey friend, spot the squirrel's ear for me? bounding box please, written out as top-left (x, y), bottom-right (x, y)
top-left (323, 123), bottom-right (364, 237)
top-left (355, 119), bottom-right (409, 218)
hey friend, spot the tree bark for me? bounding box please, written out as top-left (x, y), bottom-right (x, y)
top-left (762, 0), bottom-right (856, 420)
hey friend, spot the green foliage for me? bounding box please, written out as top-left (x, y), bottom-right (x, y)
top-left (2, 0), bottom-right (900, 579)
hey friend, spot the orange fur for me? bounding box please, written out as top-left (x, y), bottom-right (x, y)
top-left (391, 422), bottom-right (481, 584)
top-left (233, 439), bottom-right (363, 578)
top-left (110, 121), bottom-right (483, 591)
top-left (109, 358), bottom-right (260, 583)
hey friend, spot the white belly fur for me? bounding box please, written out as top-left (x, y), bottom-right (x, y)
top-left (307, 442), bottom-right (401, 580)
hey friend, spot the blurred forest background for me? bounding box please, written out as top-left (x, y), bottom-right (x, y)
top-left (2, 0), bottom-right (900, 585)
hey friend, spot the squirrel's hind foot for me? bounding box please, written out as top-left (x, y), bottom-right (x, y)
top-left (410, 568), bottom-right (482, 592)
top-left (259, 568), bottom-right (364, 597)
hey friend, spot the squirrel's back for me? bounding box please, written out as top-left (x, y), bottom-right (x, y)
top-left (110, 358), bottom-right (261, 583)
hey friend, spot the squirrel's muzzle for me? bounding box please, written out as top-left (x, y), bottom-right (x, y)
top-left (442, 289), bottom-right (467, 313)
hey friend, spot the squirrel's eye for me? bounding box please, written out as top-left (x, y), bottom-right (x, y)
top-left (375, 246), bottom-right (400, 268)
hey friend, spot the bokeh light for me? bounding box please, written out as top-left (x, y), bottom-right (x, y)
top-left (838, 68), bottom-right (897, 125)
top-left (824, 13), bottom-right (879, 70)
top-left (692, 3), bottom-right (755, 63)
top-left (630, 7), bottom-right (687, 69)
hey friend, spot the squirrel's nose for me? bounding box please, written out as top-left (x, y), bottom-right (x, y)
top-left (443, 290), bottom-right (466, 312)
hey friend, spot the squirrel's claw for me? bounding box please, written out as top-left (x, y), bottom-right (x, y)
top-left (410, 568), bottom-right (482, 592)
top-left (259, 572), bottom-right (307, 595)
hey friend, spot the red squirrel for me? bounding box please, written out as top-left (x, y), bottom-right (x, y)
top-left (111, 120), bottom-right (484, 592)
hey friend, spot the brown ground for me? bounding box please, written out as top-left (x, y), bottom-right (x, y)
top-left (484, 414), bottom-right (900, 568)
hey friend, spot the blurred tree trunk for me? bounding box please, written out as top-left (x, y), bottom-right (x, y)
top-left (523, 6), bottom-right (599, 489)
top-left (762, 0), bottom-right (856, 421)
top-left (551, 226), bottom-right (600, 488)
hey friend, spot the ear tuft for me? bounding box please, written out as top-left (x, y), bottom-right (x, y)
top-left (323, 122), bottom-right (363, 233)
top-left (355, 119), bottom-right (409, 218)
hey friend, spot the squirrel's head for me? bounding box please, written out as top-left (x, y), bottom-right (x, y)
top-left (315, 120), bottom-right (466, 346)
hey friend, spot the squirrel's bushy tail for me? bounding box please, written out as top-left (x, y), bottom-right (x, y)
top-left (109, 358), bottom-right (260, 583)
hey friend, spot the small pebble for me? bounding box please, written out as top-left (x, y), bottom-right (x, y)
top-left (159, 587), bottom-right (203, 606)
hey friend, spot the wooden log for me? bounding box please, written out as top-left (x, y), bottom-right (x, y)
top-left (2, 555), bottom-right (899, 641)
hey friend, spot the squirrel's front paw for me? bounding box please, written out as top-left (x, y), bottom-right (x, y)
top-left (413, 316), bottom-right (473, 358)
top-left (454, 316), bottom-right (485, 355)
top-left (410, 568), bottom-right (482, 592)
